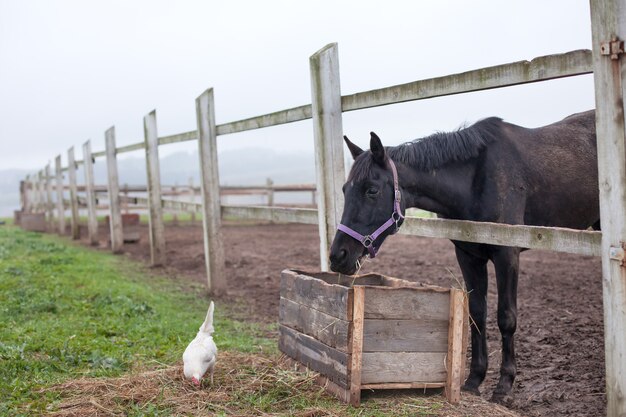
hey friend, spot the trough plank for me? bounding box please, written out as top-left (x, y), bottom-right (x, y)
top-left (349, 286), bottom-right (365, 406)
top-left (445, 288), bottom-right (467, 404)
top-left (363, 287), bottom-right (450, 321)
top-left (360, 352), bottom-right (447, 384)
top-left (278, 324), bottom-right (349, 388)
top-left (362, 319), bottom-right (449, 353)
top-left (280, 270), bottom-right (352, 320)
top-left (279, 297), bottom-right (350, 352)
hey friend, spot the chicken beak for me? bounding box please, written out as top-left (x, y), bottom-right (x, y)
top-left (191, 377), bottom-right (201, 386)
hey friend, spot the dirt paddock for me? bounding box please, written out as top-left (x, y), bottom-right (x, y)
top-left (78, 221), bottom-right (605, 416)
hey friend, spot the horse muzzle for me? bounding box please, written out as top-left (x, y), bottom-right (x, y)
top-left (329, 238), bottom-right (368, 275)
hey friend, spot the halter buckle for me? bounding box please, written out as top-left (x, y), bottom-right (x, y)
top-left (361, 235), bottom-right (374, 247)
top-left (395, 190), bottom-right (402, 203)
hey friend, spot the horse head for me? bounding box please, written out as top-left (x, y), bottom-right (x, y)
top-left (329, 132), bottom-right (405, 275)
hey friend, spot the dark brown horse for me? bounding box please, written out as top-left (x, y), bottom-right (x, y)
top-left (329, 110), bottom-right (599, 400)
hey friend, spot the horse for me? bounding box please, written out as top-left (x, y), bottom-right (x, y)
top-left (329, 110), bottom-right (599, 400)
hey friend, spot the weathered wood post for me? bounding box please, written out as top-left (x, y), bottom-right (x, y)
top-left (172, 183), bottom-right (179, 225)
top-left (23, 175), bottom-right (31, 212)
top-left (54, 155), bottom-right (65, 234)
top-left (19, 179), bottom-right (25, 212)
top-left (195, 88), bottom-right (226, 294)
top-left (82, 140), bottom-right (99, 245)
top-left (310, 43), bottom-right (346, 271)
top-left (590, 1), bottom-right (626, 415)
top-left (266, 178), bottom-right (274, 206)
top-left (189, 177), bottom-right (196, 223)
top-left (45, 164), bottom-right (54, 226)
top-left (105, 127), bottom-right (124, 253)
top-left (123, 183), bottom-right (129, 214)
top-left (67, 147), bottom-right (80, 239)
top-left (36, 170), bottom-right (43, 213)
top-left (31, 172), bottom-right (39, 212)
top-left (143, 110), bottom-right (166, 266)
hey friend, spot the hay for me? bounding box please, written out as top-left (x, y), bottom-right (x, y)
top-left (42, 352), bottom-right (332, 417)
top-left (40, 350), bottom-right (523, 417)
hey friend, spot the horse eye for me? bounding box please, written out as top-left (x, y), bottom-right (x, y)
top-left (366, 187), bottom-right (379, 196)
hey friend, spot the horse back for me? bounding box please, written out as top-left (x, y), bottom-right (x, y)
top-left (477, 110), bottom-right (598, 229)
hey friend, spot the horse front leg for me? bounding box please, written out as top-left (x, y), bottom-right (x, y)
top-left (491, 246), bottom-right (521, 400)
top-left (454, 244), bottom-right (489, 395)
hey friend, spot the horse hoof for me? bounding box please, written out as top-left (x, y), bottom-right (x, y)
top-left (490, 391), bottom-right (512, 404)
top-left (461, 382), bottom-right (481, 396)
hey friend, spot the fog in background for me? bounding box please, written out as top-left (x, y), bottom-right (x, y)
top-left (0, 1), bottom-right (596, 216)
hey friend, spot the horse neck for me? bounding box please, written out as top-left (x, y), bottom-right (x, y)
top-left (398, 160), bottom-right (476, 219)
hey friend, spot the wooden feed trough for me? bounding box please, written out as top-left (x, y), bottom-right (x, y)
top-left (279, 269), bottom-right (468, 406)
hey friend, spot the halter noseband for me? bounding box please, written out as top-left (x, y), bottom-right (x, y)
top-left (337, 158), bottom-right (404, 258)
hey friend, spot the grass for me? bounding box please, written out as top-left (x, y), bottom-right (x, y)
top-left (0, 225), bottom-right (272, 416)
top-left (0, 223), bottom-right (507, 417)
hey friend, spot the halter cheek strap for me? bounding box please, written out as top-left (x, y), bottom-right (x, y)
top-left (337, 158), bottom-right (404, 259)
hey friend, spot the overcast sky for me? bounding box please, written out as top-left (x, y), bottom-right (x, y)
top-left (0, 0), bottom-right (595, 172)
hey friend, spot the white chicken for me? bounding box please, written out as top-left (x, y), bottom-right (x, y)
top-left (183, 301), bottom-right (217, 386)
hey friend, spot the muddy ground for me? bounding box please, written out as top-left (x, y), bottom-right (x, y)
top-left (78, 221), bottom-right (605, 417)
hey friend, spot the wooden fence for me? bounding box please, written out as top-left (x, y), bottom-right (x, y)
top-left (19, 1), bottom-right (626, 412)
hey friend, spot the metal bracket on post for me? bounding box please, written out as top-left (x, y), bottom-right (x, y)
top-left (609, 243), bottom-right (625, 265)
top-left (600, 37), bottom-right (624, 60)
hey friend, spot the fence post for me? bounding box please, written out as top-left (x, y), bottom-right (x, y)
top-left (310, 43), bottom-right (346, 271)
top-left (83, 140), bottom-right (99, 246)
top-left (54, 155), bottom-right (65, 234)
top-left (19, 179), bottom-right (25, 212)
top-left (67, 147), bottom-right (80, 239)
top-left (23, 175), bottom-right (31, 212)
top-left (105, 127), bottom-right (124, 253)
top-left (143, 110), bottom-right (166, 266)
top-left (123, 184), bottom-right (129, 214)
top-left (189, 177), bottom-right (196, 223)
top-left (590, 1), bottom-right (626, 415)
top-left (195, 88), bottom-right (226, 294)
top-left (35, 170), bottom-right (43, 213)
top-left (45, 164), bottom-right (54, 227)
top-left (172, 183), bottom-right (179, 225)
top-left (266, 178), bottom-right (274, 206)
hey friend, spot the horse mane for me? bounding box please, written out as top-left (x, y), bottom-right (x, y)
top-left (348, 117), bottom-right (503, 181)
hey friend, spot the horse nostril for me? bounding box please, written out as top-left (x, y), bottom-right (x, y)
top-left (330, 249), bottom-right (347, 264)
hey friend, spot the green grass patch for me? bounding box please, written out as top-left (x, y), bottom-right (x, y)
top-left (0, 226), bottom-right (272, 416)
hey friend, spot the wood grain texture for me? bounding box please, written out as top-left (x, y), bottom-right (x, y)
top-left (82, 140), bottom-right (98, 245)
top-left (54, 155), bottom-right (65, 235)
top-left (363, 287), bottom-right (450, 321)
top-left (349, 286), bottom-right (365, 406)
top-left (401, 216), bottom-right (601, 257)
top-left (143, 110), bottom-right (166, 266)
top-left (279, 297), bottom-right (350, 352)
top-left (280, 270), bottom-right (351, 320)
top-left (342, 49), bottom-right (592, 111)
top-left (44, 164), bottom-right (54, 226)
top-left (196, 89), bottom-right (226, 294)
top-left (589, 1), bottom-right (626, 414)
top-left (445, 289), bottom-right (466, 404)
top-left (221, 205), bottom-right (318, 225)
top-left (105, 127), bottom-right (123, 253)
top-left (67, 147), bottom-right (80, 240)
top-left (278, 324), bottom-right (350, 388)
top-left (362, 319), bottom-right (449, 353)
top-left (310, 43), bottom-right (346, 271)
top-left (360, 352), bottom-right (447, 384)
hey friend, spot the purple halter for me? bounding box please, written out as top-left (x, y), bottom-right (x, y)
top-left (337, 158), bottom-right (404, 258)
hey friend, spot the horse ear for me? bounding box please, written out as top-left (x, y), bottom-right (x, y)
top-left (343, 135), bottom-right (364, 160)
top-left (370, 132), bottom-right (386, 165)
